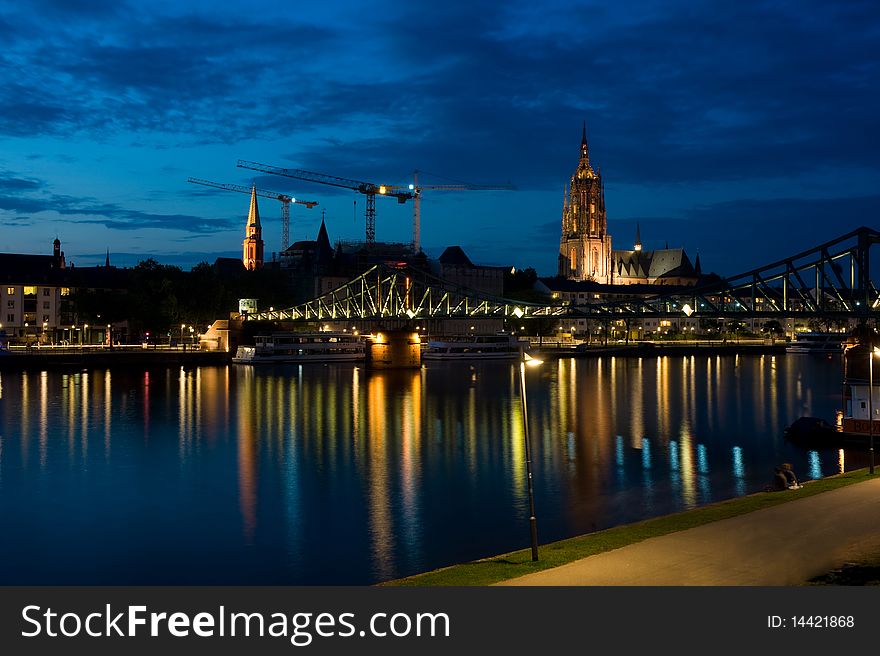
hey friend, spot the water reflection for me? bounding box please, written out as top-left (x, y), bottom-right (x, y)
top-left (0, 354), bottom-right (856, 585)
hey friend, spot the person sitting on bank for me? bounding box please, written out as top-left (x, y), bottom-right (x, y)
top-left (772, 468), bottom-right (789, 491)
top-left (781, 463), bottom-right (801, 489)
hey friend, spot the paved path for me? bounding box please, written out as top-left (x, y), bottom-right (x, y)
top-left (500, 477), bottom-right (880, 586)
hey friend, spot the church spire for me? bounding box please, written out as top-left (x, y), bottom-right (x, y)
top-left (634, 223), bottom-right (641, 252)
top-left (580, 121), bottom-right (589, 164)
top-left (242, 184), bottom-right (264, 270)
top-left (247, 184), bottom-right (261, 228)
top-left (105, 248), bottom-right (110, 267)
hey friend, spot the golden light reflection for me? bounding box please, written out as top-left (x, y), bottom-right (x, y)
top-left (658, 357), bottom-right (670, 439)
top-left (143, 371), bottom-right (150, 439)
top-left (236, 366), bottom-right (258, 544)
top-left (21, 372), bottom-right (30, 466)
top-left (352, 366), bottom-right (360, 438)
top-left (706, 356), bottom-right (714, 430)
top-left (610, 356), bottom-right (617, 422)
top-left (80, 372), bottom-right (89, 459)
top-left (104, 370), bottom-right (111, 460)
top-left (630, 359), bottom-right (644, 448)
top-left (688, 355), bottom-right (696, 431)
top-left (39, 371), bottom-right (48, 468)
top-left (399, 370), bottom-right (423, 550)
top-left (678, 426), bottom-right (697, 508)
top-left (367, 371), bottom-right (394, 580)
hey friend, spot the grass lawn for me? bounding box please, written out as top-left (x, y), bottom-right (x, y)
top-left (383, 468), bottom-right (878, 587)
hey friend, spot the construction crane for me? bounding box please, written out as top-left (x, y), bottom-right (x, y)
top-left (187, 177), bottom-right (318, 251)
top-left (237, 160), bottom-right (413, 245)
top-left (408, 170), bottom-right (516, 253)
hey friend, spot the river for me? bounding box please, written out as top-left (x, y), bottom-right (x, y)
top-left (0, 354), bottom-right (860, 584)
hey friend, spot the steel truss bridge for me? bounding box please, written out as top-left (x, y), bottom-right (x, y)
top-left (241, 227), bottom-right (880, 323)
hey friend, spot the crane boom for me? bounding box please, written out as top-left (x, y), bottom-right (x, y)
top-left (237, 160), bottom-right (414, 244)
top-left (187, 177), bottom-right (317, 251)
top-left (187, 177), bottom-right (317, 207)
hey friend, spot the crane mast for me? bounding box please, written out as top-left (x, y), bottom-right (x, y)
top-left (409, 170), bottom-right (516, 253)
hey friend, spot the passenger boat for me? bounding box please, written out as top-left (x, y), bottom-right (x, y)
top-left (422, 334), bottom-right (524, 360)
top-left (232, 332), bottom-right (365, 364)
top-left (785, 332), bottom-right (845, 354)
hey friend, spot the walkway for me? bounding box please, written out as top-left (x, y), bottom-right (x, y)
top-left (499, 476), bottom-right (880, 586)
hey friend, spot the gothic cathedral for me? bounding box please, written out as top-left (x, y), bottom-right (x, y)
top-left (557, 124), bottom-right (612, 283)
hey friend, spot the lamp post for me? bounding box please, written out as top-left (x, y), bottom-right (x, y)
top-left (519, 349), bottom-right (543, 561)
top-left (869, 346), bottom-right (878, 475)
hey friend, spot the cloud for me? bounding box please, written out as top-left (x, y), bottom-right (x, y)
top-left (2, 0), bottom-right (877, 190)
top-left (0, 170), bottom-right (237, 233)
top-left (0, 171), bottom-right (44, 192)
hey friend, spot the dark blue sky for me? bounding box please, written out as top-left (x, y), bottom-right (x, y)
top-left (0, 0), bottom-right (877, 276)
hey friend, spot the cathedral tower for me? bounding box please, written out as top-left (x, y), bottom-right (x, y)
top-left (242, 185), bottom-right (264, 270)
top-left (558, 124), bottom-right (611, 283)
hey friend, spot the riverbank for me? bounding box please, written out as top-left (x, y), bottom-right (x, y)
top-left (0, 346), bottom-right (230, 369)
top-left (383, 469), bottom-right (877, 586)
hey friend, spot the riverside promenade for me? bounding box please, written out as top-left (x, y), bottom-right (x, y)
top-left (0, 345), bottom-right (229, 369)
top-left (500, 476), bottom-right (880, 586)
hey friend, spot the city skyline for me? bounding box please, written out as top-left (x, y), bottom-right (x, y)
top-left (0, 0), bottom-right (877, 277)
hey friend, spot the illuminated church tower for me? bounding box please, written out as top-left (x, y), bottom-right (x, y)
top-left (557, 124), bottom-right (611, 283)
top-left (242, 185), bottom-right (264, 270)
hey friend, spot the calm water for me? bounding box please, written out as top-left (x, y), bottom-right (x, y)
top-left (0, 354), bottom-right (862, 584)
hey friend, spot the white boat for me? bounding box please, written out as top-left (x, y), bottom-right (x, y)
top-left (422, 335), bottom-right (524, 360)
top-left (232, 332), bottom-right (365, 363)
top-left (785, 332), bottom-right (846, 354)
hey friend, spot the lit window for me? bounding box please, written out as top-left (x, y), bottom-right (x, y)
top-left (60, 288), bottom-right (70, 296)
top-left (23, 286), bottom-right (36, 296)
top-left (6, 287), bottom-right (13, 295)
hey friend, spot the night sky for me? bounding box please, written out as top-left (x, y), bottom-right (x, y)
top-left (0, 0), bottom-right (877, 277)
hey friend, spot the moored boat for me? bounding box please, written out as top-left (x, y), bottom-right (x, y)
top-left (232, 332), bottom-right (365, 364)
top-left (422, 334), bottom-right (525, 360)
top-left (785, 332), bottom-right (845, 354)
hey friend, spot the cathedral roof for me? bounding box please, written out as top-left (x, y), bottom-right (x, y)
top-left (612, 248), bottom-right (697, 280)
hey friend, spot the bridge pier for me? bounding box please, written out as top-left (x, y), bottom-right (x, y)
top-left (367, 329), bottom-right (421, 369)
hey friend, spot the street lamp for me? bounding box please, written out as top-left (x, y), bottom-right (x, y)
top-left (519, 349), bottom-right (543, 561)
top-left (869, 346), bottom-right (880, 474)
